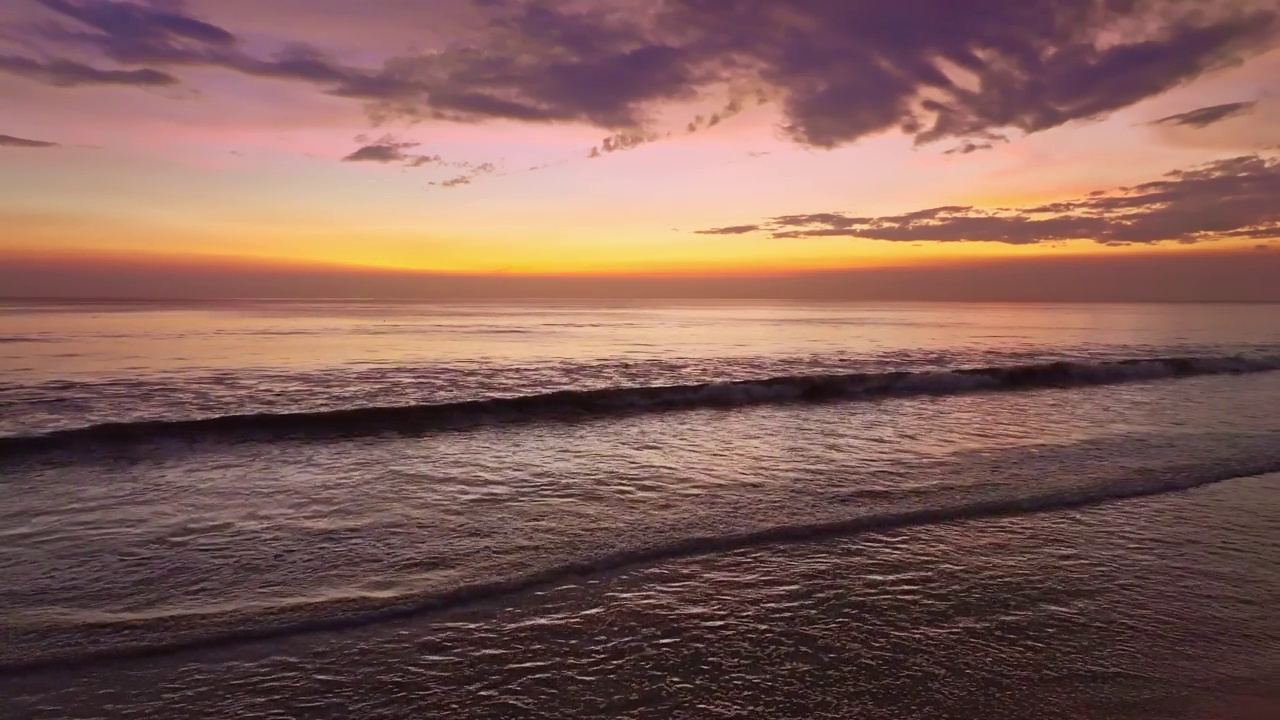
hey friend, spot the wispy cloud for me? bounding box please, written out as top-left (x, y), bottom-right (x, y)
top-left (1151, 100), bottom-right (1258, 128)
top-left (430, 162), bottom-right (497, 189)
top-left (942, 131), bottom-right (1009, 155)
top-left (34, 0), bottom-right (236, 50)
top-left (945, 141), bottom-right (994, 155)
top-left (0, 133), bottom-right (59, 148)
top-left (0, 53), bottom-right (176, 86)
top-left (7, 0), bottom-right (357, 90)
top-left (587, 131), bottom-right (653, 158)
top-left (341, 136), bottom-right (441, 167)
top-left (584, 91), bottom-right (764, 159)
top-left (698, 153), bottom-right (1280, 246)
top-left (342, 143), bottom-right (415, 164)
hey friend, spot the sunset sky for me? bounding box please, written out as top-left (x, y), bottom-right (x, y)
top-left (2, 0), bottom-right (1280, 300)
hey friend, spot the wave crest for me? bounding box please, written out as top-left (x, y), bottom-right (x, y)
top-left (2, 355), bottom-right (1277, 458)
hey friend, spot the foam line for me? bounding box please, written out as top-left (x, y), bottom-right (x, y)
top-left (2, 461), bottom-right (1275, 676)
top-left (2, 355), bottom-right (1277, 460)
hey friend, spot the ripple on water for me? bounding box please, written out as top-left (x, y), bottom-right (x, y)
top-left (2, 473), bottom-right (1276, 719)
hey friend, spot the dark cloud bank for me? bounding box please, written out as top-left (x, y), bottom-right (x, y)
top-left (699, 153), bottom-right (1280, 246)
top-left (4, 250), bottom-right (1279, 302)
top-left (5, 0), bottom-right (1278, 150)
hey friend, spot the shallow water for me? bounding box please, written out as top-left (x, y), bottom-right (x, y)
top-left (1, 300), bottom-right (1277, 718)
top-left (5, 299), bottom-right (1279, 436)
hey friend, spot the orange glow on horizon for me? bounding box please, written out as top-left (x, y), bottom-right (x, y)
top-left (3, 239), bottom-right (1270, 280)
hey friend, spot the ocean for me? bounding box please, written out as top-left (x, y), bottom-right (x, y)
top-left (1, 299), bottom-right (1278, 719)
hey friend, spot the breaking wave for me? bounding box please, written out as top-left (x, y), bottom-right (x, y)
top-left (2, 354), bottom-right (1277, 459)
top-left (1, 461), bottom-right (1275, 675)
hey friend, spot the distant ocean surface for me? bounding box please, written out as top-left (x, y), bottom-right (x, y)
top-left (2, 299), bottom-right (1278, 719)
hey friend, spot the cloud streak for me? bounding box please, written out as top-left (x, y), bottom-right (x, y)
top-left (1151, 100), bottom-right (1258, 128)
top-left (11, 0), bottom-right (356, 90)
top-left (430, 162), bottom-right (497, 189)
top-left (0, 53), bottom-right (177, 86)
top-left (339, 136), bottom-right (509, 184)
top-left (341, 136), bottom-right (442, 167)
top-left (697, 153), bottom-right (1280, 246)
top-left (944, 132), bottom-right (1010, 155)
top-left (0, 133), bottom-right (59, 148)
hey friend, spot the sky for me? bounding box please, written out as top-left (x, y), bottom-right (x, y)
top-left (2, 0), bottom-right (1280, 300)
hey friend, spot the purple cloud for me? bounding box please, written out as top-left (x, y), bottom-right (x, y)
top-left (35, 0), bottom-right (236, 48)
top-left (0, 53), bottom-right (177, 86)
top-left (698, 154), bottom-right (1280, 246)
top-left (7, 0), bottom-right (1279, 152)
top-left (353, 0), bottom-right (1278, 148)
top-left (14, 0), bottom-right (361, 89)
top-left (1152, 100), bottom-right (1258, 128)
top-left (429, 162), bottom-right (498, 189)
top-left (342, 136), bottom-right (443, 167)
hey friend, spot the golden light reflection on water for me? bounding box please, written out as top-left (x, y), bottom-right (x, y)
top-left (4, 300), bottom-right (1280, 383)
